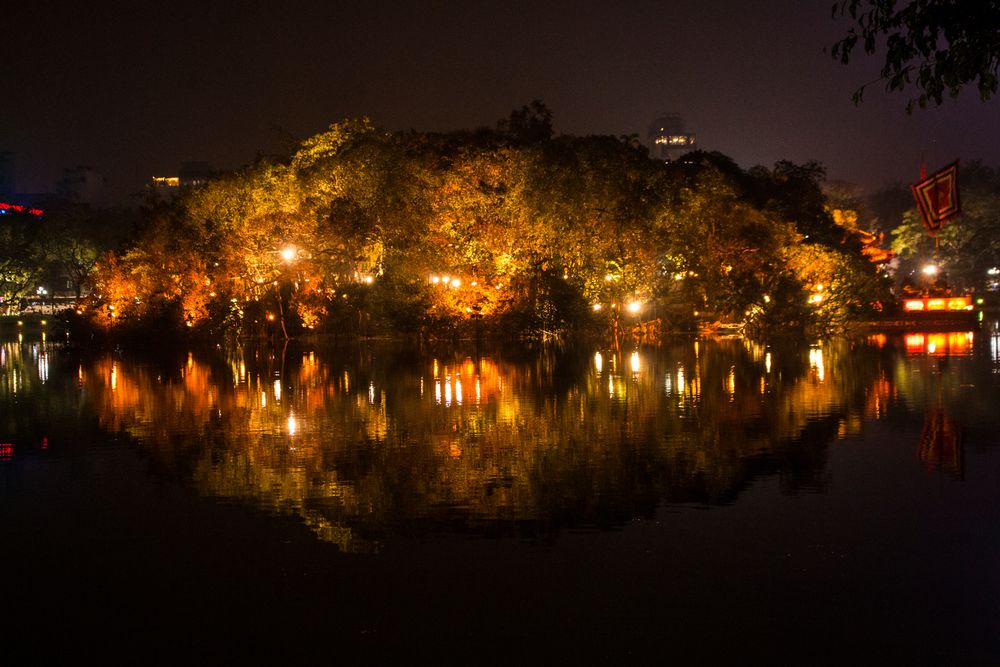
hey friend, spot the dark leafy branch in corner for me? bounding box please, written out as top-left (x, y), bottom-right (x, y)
top-left (831, 0), bottom-right (1000, 112)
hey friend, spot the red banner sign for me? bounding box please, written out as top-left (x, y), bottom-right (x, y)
top-left (911, 161), bottom-right (960, 235)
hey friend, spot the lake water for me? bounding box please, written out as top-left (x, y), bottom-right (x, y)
top-left (4, 327), bottom-right (1000, 663)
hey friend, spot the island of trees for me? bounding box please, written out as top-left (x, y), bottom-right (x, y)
top-left (7, 103), bottom-right (999, 343)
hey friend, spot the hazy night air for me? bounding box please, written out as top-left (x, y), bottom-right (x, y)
top-left (4, 0), bottom-right (998, 199)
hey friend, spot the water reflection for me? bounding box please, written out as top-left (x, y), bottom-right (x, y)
top-left (3, 330), bottom-right (1000, 551)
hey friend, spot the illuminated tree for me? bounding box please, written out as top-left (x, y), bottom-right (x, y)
top-left (0, 211), bottom-right (44, 313)
top-left (83, 109), bottom-right (889, 340)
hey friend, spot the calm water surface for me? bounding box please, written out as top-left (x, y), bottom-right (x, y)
top-left (4, 328), bottom-right (1000, 663)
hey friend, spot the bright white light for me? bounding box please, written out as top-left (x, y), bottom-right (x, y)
top-left (280, 246), bottom-right (297, 262)
top-left (451, 278), bottom-right (461, 288)
top-left (988, 267), bottom-right (1000, 276)
top-left (809, 347), bottom-right (825, 382)
top-left (430, 275), bottom-right (440, 284)
top-left (594, 351), bottom-right (603, 373)
top-left (922, 264), bottom-right (938, 276)
top-left (287, 414), bottom-right (297, 436)
top-left (627, 301), bottom-right (642, 314)
top-left (630, 351), bottom-right (640, 374)
top-left (592, 303), bottom-right (602, 311)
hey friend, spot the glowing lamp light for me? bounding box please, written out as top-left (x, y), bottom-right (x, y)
top-left (903, 299), bottom-right (925, 311)
top-left (592, 303), bottom-right (602, 311)
top-left (927, 299), bottom-right (946, 311)
top-left (430, 275), bottom-right (440, 284)
top-left (627, 301), bottom-right (642, 314)
top-left (948, 297), bottom-right (971, 311)
top-left (922, 264), bottom-right (939, 276)
top-left (280, 246), bottom-right (297, 262)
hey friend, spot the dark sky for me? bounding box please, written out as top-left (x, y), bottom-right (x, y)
top-left (4, 0), bottom-right (998, 199)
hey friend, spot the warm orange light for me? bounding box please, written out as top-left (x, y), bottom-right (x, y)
top-left (947, 297), bottom-right (970, 310)
top-left (905, 334), bottom-right (925, 353)
top-left (927, 299), bottom-right (946, 310)
top-left (904, 299), bottom-right (925, 311)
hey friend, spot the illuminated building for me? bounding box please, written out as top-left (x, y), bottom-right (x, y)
top-left (150, 161), bottom-right (215, 196)
top-left (647, 113), bottom-right (696, 162)
top-left (150, 175), bottom-right (180, 193)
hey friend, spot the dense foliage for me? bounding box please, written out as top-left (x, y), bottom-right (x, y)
top-left (0, 204), bottom-right (135, 314)
top-left (71, 108), bottom-right (886, 341)
top-left (832, 0), bottom-right (1000, 111)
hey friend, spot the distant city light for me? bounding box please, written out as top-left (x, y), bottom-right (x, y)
top-left (0, 202), bottom-right (44, 217)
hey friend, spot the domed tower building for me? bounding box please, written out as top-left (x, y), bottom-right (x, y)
top-left (648, 113), bottom-right (696, 162)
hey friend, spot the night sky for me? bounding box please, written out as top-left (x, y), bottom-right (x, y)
top-left (5, 0), bottom-right (999, 200)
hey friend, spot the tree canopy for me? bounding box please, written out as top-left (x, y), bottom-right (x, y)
top-left (831, 0), bottom-right (1000, 110)
top-left (71, 106), bottom-right (888, 341)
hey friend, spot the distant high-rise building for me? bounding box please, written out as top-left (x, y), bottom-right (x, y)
top-left (178, 161), bottom-right (215, 188)
top-left (57, 165), bottom-right (108, 205)
top-left (648, 113), bottom-right (696, 162)
top-left (0, 152), bottom-right (15, 196)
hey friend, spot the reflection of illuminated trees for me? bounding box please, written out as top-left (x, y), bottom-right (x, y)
top-left (72, 338), bottom-right (896, 550)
